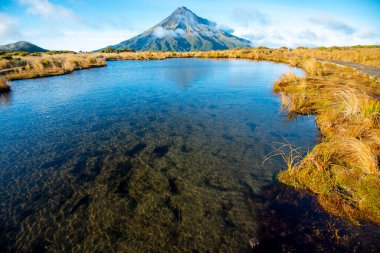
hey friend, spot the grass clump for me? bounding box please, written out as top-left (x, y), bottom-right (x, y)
top-left (275, 61), bottom-right (380, 225)
top-left (302, 58), bottom-right (324, 76)
top-left (40, 59), bottom-right (52, 68)
top-left (274, 73), bottom-right (314, 116)
top-left (362, 100), bottom-right (380, 118)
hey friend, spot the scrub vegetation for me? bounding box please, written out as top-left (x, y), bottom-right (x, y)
top-left (293, 46), bottom-right (380, 68)
top-left (0, 46), bottom-right (379, 225)
top-left (1, 46), bottom-right (379, 80)
top-left (0, 53), bottom-right (106, 80)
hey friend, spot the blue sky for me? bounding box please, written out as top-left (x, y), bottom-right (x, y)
top-left (1, 0), bottom-right (379, 51)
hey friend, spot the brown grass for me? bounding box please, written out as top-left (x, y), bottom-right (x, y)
top-left (273, 61), bottom-right (380, 225)
top-left (292, 47), bottom-right (380, 68)
top-left (1, 47), bottom-right (379, 79)
top-left (1, 53), bottom-right (106, 80)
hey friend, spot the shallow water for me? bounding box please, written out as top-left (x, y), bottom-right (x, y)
top-left (0, 59), bottom-right (377, 252)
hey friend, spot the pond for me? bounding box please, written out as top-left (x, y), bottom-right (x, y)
top-left (0, 59), bottom-right (376, 252)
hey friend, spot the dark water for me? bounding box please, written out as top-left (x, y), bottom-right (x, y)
top-left (0, 59), bottom-right (378, 252)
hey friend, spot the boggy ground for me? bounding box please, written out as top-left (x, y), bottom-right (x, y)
top-left (1, 46), bottom-right (380, 81)
top-left (0, 47), bottom-right (379, 233)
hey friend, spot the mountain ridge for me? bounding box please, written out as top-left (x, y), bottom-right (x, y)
top-left (104, 6), bottom-right (251, 52)
top-left (0, 41), bottom-right (48, 53)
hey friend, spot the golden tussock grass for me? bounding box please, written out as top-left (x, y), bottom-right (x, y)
top-left (0, 59), bottom-right (11, 69)
top-left (293, 47), bottom-right (380, 68)
top-left (1, 46), bottom-right (379, 79)
top-left (1, 53), bottom-right (106, 80)
top-left (274, 62), bottom-right (380, 225)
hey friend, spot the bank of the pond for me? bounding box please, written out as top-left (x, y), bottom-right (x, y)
top-left (0, 78), bottom-right (11, 93)
top-left (274, 61), bottom-right (380, 225)
top-left (1, 49), bottom-right (379, 226)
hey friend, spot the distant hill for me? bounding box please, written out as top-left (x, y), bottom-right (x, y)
top-left (0, 41), bottom-right (48, 53)
top-left (103, 6), bottom-right (251, 52)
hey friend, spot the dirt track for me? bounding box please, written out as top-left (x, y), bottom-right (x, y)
top-left (317, 58), bottom-right (380, 79)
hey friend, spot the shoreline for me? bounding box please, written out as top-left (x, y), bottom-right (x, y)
top-left (5, 64), bottom-right (106, 81)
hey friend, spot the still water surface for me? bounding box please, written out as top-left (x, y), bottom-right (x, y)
top-left (0, 59), bottom-right (370, 252)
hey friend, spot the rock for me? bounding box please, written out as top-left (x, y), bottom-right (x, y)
top-left (249, 237), bottom-right (260, 249)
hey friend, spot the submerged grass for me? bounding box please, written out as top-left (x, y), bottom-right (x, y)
top-left (263, 143), bottom-right (304, 171)
top-left (0, 47), bottom-right (379, 225)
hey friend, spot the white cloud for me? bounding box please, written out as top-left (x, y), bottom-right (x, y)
top-left (232, 8), bottom-right (270, 27)
top-left (308, 15), bottom-right (355, 35)
top-left (297, 30), bottom-right (319, 41)
top-left (239, 31), bottom-right (266, 41)
top-left (234, 26), bottom-right (322, 48)
top-left (19, 0), bottom-right (79, 22)
top-left (230, 8), bottom-right (379, 48)
top-left (175, 28), bottom-right (186, 37)
top-left (357, 30), bottom-right (380, 40)
top-left (22, 29), bottom-right (138, 51)
top-left (10, 0), bottom-right (138, 51)
top-left (153, 26), bottom-right (187, 39)
top-left (234, 25), bottom-right (380, 48)
top-left (0, 13), bottom-right (20, 41)
top-left (217, 24), bottom-right (234, 34)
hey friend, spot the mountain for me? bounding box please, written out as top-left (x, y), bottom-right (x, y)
top-left (105, 7), bottom-right (251, 51)
top-left (0, 41), bottom-right (48, 53)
